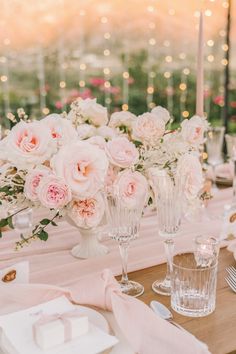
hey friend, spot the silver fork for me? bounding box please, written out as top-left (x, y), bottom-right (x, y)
top-left (226, 266), bottom-right (236, 280)
top-left (225, 276), bottom-right (236, 293)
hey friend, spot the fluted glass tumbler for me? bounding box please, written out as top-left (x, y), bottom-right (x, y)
top-left (105, 193), bottom-right (145, 297)
top-left (151, 171), bottom-right (183, 296)
top-left (171, 252), bottom-right (218, 317)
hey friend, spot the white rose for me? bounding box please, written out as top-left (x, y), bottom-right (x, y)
top-left (181, 115), bottom-right (209, 146)
top-left (132, 112), bottom-right (165, 145)
top-left (151, 106), bottom-right (171, 124)
top-left (96, 126), bottom-right (117, 140)
top-left (109, 111), bottom-right (136, 132)
top-left (42, 114), bottom-right (78, 147)
top-left (176, 153), bottom-right (203, 200)
top-left (2, 121), bottom-right (56, 169)
top-left (79, 98), bottom-right (108, 126)
top-left (77, 124), bottom-right (97, 140)
top-left (51, 140), bottom-right (109, 198)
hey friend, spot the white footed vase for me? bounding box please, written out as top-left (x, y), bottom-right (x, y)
top-left (71, 227), bottom-right (109, 259)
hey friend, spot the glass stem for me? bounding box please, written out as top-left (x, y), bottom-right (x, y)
top-left (119, 241), bottom-right (130, 285)
top-left (164, 239), bottom-right (174, 282)
top-left (211, 164), bottom-right (217, 190)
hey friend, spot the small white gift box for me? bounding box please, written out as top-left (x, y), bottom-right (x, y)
top-left (33, 310), bottom-right (89, 350)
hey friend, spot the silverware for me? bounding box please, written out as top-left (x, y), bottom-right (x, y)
top-left (150, 300), bottom-right (186, 331)
top-left (225, 276), bottom-right (236, 293)
top-left (226, 266), bottom-right (236, 280)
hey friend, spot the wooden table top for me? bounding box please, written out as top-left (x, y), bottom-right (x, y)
top-left (125, 247), bottom-right (236, 354)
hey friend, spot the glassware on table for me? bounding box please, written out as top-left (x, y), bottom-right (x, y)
top-left (171, 250), bottom-right (218, 317)
top-left (151, 171), bottom-right (183, 296)
top-left (12, 208), bottom-right (33, 234)
top-left (194, 235), bottom-right (219, 268)
top-left (225, 134), bottom-right (236, 202)
top-left (105, 192), bottom-right (145, 297)
top-left (205, 127), bottom-right (225, 193)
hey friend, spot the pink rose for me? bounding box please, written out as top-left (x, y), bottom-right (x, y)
top-left (24, 167), bottom-right (50, 201)
top-left (37, 175), bottom-right (72, 209)
top-left (176, 154), bottom-right (203, 200)
top-left (151, 106), bottom-right (171, 124)
top-left (105, 137), bottom-right (139, 168)
top-left (87, 136), bottom-right (106, 150)
top-left (114, 170), bottom-right (148, 209)
top-left (3, 121), bottom-right (56, 168)
top-left (42, 114), bottom-right (77, 147)
top-left (67, 193), bottom-right (105, 228)
top-left (109, 111), bottom-right (136, 131)
top-left (181, 116), bottom-right (208, 146)
top-left (51, 141), bottom-right (109, 198)
top-left (132, 112), bottom-right (165, 145)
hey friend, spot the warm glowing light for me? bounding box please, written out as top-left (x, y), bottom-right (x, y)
top-left (203, 152), bottom-right (208, 160)
top-left (123, 71), bottom-right (129, 79)
top-left (163, 40), bottom-right (170, 47)
top-left (122, 103), bottom-right (129, 111)
top-left (179, 83), bottom-right (187, 91)
top-left (207, 55), bottom-right (214, 62)
top-left (42, 107), bottom-right (50, 115)
top-left (59, 81), bottom-right (66, 88)
top-left (101, 16), bottom-right (108, 24)
top-left (179, 52), bottom-right (186, 60)
top-left (150, 71), bottom-right (156, 78)
top-left (221, 59), bottom-right (228, 66)
top-left (183, 68), bottom-right (190, 75)
top-left (104, 81), bottom-right (111, 88)
top-left (104, 49), bottom-right (110, 56)
top-left (61, 63), bottom-right (68, 69)
top-left (105, 97), bottom-right (111, 104)
top-left (147, 6), bottom-right (154, 12)
top-left (205, 9), bottom-right (212, 17)
top-left (1, 75), bottom-right (8, 82)
top-left (104, 32), bottom-right (111, 40)
top-left (222, 1), bottom-right (229, 8)
top-left (207, 40), bottom-right (214, 47)
top-left (79, 80), bottom-right (85, 87)
top-left (165, 55), bottom-right (172, 63)
top-left (219, 29), bottom-right (226, 37)
top-left (149, 102), bottom-right (155, 109)
top-left (79, 63), bottom-right (86, 70)
top-left (0, 56), bottom-right (7, 63)
top-left (147, 86), bottom-right (154, 94)
top-left (104, 68), bottom-right (110, 75)
top-left (79, 10), bottom-right (85, 16)
top-left (164, 71), bottom-right (171, 78)
top-left (222, 44), bottom-right (229, 51)
top-left (182, 111), bottom-right (189, 118)
top-left (149, 38), bottom-right (156, 46)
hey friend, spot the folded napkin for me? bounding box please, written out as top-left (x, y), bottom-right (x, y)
top-left (0, 269), bottom-right (210, 354)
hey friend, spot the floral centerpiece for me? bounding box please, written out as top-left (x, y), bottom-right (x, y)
top-left (0, 98), bottom-right (208, 258)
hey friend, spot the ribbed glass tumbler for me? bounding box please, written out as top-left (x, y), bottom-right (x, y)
top-left (171, 252), bottom-right (218, 317)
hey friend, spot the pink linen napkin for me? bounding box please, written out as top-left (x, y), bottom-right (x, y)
top-left (0, 269), bottom-right (210, 354)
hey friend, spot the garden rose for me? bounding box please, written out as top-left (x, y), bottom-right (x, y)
top-left (3, 121), bottom-right (56, 168)
top-left (96, 126), bottom-right (117, 140)
top-left (176, 153), bottom-right (203, 200)
top-left (37, 175), bottom-right (72, 209)
top-left (87, 136), bottom-right (106, 150)
top-left (132, 112), bottom-right (165, 145)
top-left (151, 106), bottom-right (171, 124)
top-left (114, 170), bottom-right (148, 209)
top-left (105, 136), bottom-right (139, 168)
top-left (51, 141), bottom-right (109, 198)
top-left (77, 123), bottom-right (96, 140)
top-left (42, 114), bottom-right (77, 147)
top-left (67, 193), bottom-right (105, 228)
top-left (79, 98), bottom-right (108, 126)
top-left (109, 111), bottom-right (136, 131)
top-left (24, 167), bottom-right (50, 202)
top-left (181, 115), bottom-right (208, 146)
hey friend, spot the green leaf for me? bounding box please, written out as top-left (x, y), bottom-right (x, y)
top-left (40, 219), bottom-right (50, 225)
top-left (51, 221), bottom-right (57, 226)
top-left (0, 219), bottom-right (8, 228)
top-left (38, 230), bottom-right (48, 241)
top-left (0, 230), bottom-right (2, 238)
top-left (7, 216), bottom-right (14, 229)
top-left (133, 140), bottom-right (143, 148)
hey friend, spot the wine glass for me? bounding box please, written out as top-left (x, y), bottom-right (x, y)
top-left (205, 127), bottom-right (225, 194)
top-left (151, 171), bottom-right (184, 296)
top-left (12, 208), bottom-right (33, 235)
top-left (105, 191), bottom-right (146, 297)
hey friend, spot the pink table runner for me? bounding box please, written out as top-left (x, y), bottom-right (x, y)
top-left (0, 188), bottom-right (232, 287)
